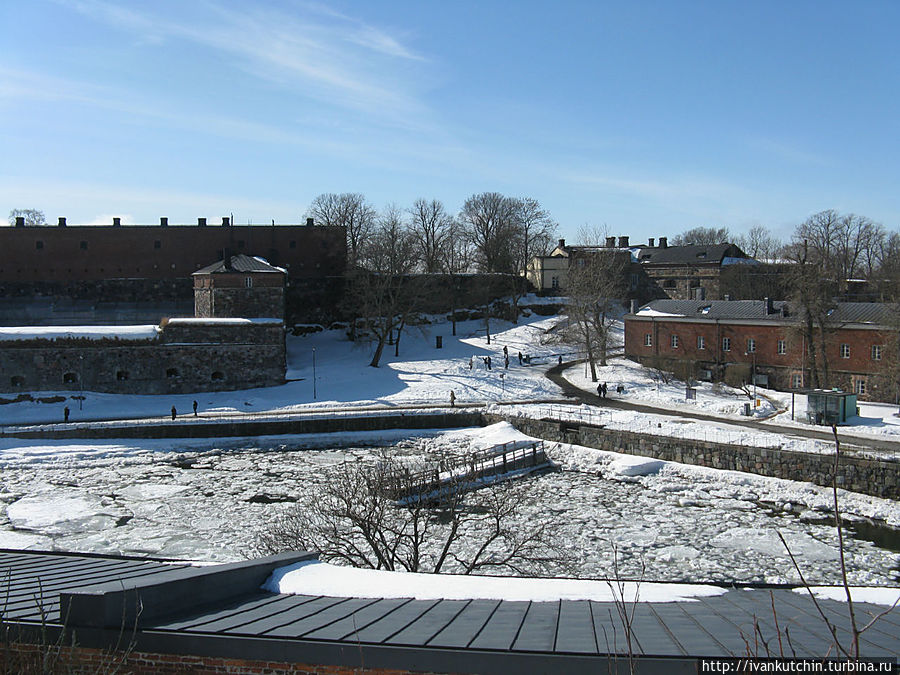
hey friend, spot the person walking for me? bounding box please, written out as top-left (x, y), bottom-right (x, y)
top-left (450, 390), bottom-right (456, 407)
top-left (503, 345), bottom-right (508, 358)
top-left (486, 355), bottom-right (492, 370)
top-left (192, 400), bottom-right (198, 417)
top-left (597, 382), bottom-right (603, 398)
top-left (601, 382), bottom-right (608, 398)
top-left (468, 355), bottom-right (473, 370)
top-left (171, 405), bottom-right (177, 420)
top-left (64, 406), bottom-right (70, 422)
top-left (518, 351), bottom-right (523, 365)
top-left (504, 355), bottom-right (509, 369)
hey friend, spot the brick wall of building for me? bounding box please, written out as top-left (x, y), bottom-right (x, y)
top-left (625, 317), bottom-right (894, 400)
top-left (0, 224), bottom-right (345, 282)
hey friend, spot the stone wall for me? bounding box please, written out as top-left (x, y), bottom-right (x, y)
top-left (487, 414), bottom-right (900, 499)
top-left (0, 321), bottom-right (285, 395)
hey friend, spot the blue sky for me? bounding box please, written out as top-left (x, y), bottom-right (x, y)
top-left (1, 1), bottom-right (898, 243)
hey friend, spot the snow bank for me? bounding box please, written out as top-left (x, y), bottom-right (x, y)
top-left (264, 560), bottom-right (729, 603)
top-left (606, 456), bottom-right (665, 477)
top-left (0, 325), bottom-right (159, 341)
top-left (794, 586), bottom-right (900, 606)
top-left (165, 317), bottom-right (282, 325)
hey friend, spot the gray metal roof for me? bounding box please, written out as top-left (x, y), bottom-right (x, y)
top-left (3, 548), bottom-right (898, 669)
top-left (193, 254), bottom-right (285, 275)
top-left (632, 300), bottom-right (900, 326)
top-left (636, 243), bottom-right (745, 265)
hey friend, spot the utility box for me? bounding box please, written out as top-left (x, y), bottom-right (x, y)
top-left (804, 389), bottom-right (857, 425)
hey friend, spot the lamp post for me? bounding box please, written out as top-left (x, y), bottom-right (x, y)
top-left (312, 347), bottom-right (317, 400)
top-left (78, 354), bottom-right (84, 411)
top-left (745, 351), bottom-right (757, 401)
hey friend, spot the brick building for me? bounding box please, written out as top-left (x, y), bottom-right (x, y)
top-left (624, 299), bottom-right (899, 401)
top-left (193, 253), bottom-right (286, 319)
top-left (634, 239), bottom-right (755, 300)
top-left (1, 217), bottom-right (345, 282)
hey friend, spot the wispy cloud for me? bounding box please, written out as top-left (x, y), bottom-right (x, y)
top-left (745, 136), bottom-right (834, 167)
top-left (56, 0), bottom-right (429, 122)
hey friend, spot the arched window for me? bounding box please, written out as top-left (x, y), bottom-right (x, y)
top-left (63, 372), bottom-right (78, 383)
top-left (166, 367), bottom-right (179, 379)
top-left (10, 375), bottom-right (25, 387)
top-left (211, 371), bottom-right (224, 381)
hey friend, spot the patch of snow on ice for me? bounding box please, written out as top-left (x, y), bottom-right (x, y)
top-left (795, 586), bottom-right (900, 606)
top-left (607, 456), bottom-right (665, 477)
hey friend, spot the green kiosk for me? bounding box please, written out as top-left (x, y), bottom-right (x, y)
top-left (805, 389), bottom-right (858, 425)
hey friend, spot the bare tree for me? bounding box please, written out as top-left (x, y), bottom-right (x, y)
top-left (564, 226), bottom-right (628, 380)
top-left (512, 197), bottom-right (557, 274)
top-left (670, 226), bottom-right (731, 246)
top-left (7, 208), bottom-right (46, 227)
top-left (408, 198), bottom-right (453, 274)
top-left (736, 225), bottom-right (782, 262)
top-left (254, 451), bottom-right (564, 576)
top-left (306, 193), bottom-right (376, 269)
top-left (459, 192), bottom-right (520, 273)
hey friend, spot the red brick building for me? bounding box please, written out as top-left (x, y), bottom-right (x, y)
top-left (624, 299), bottom-right (899, 401)
top-left (1, 217), bottom-right (345, 282)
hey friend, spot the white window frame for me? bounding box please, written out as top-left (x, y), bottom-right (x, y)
top-left (671, 334), bottom-right (679, 349)
top-left (855, 379), bottom-right (867, 395)
top-left (872, 345), bottom-right (883, 361)
top-left (791, 373), bottom-right (803, 389)
top-left (697, 335), bottom-right (706, 350)
top-left (722, 337), bottom-right (731, 352)
top-left (644, 333), bottom-right (652, 347)
top-left (840, 343), bottom-right (850, 359)
top-left (747, 338), bottom-right (756, 353)
top-left (777, 340), bottom-right (786, 355)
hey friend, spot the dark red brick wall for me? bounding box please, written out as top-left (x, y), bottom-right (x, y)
top-left (0, 225), bottom-right (346, 281)
top-left (2, 643), bottom-right (430, 675)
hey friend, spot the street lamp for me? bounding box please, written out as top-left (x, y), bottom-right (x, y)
top-left (312, 347), bottom-right (317, 400)
top-left (78, 354), bottom-right (84, 411)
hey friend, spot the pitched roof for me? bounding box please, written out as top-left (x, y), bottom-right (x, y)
top-left (631, 300), bottom-right (900, 326)
top-left (193, 254), bottom-right (286, 275)
top-left (636, 243), bottom-right (745, 265)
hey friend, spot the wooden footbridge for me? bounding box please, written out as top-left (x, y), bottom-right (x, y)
top-left (383, 440), bottom-right (556, 506)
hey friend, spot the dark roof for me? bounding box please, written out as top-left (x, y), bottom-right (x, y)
top-left (3, 549), bottom-right (898, 671)
top-left (631, 300), bottom-right (900, 326)
top-left (193, 254), bottom-right (285, 275)
top-left (636, 243), bottom-right (746, 265)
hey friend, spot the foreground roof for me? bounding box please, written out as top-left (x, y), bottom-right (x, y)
top-left (2, 549), bottom-right (898, 672)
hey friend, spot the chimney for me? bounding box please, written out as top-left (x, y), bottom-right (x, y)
top-left (629, 299), bottom-right (637, 314)
top-left (605, 236), bottom-right (615, 248)
top-left (58, 217), bottom-right (67, 227)
top-left (198, 217), bottom-right (207, 227)
top-left (659, 236), bottom-right (667, 248)
top-left (306, 217), bottom-right (314, 227)
top-left (222, 248), bottom-right (233, 269)
top-left (14, 216), bottom-right (24, 227)
top-left (618, 236), bottom-right (629, 247)
top-left (160, 217), bottom-right (168, 227)
top-left (724, 294), bottom-right (730, 301)
top-left (765, 297), bottom-right (774, 314)
top-left (222, 216), bottom-right (230, 226)
top-left (648, 237), bottom-right (654, 247)
top-left (558, 238), bottom-right (565, 249)
top-left (113, 217), bottom-right (121, 227)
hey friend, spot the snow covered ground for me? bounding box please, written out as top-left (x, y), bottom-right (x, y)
top-left (1, 309), bottom-right (899, 587)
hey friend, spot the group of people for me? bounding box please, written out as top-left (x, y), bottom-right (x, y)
top-left (596, 382), bottom-right (625, 398)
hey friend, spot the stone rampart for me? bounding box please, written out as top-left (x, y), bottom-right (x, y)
top-left (485, 414), bottom-right (900, 500)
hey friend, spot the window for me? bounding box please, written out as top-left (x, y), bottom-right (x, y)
top-left (747, 338), bottom-right (756, 353)
top-left (245, 276), bottom-right (253, 288)
top-left (722, 337), bottom-right (731, 352)
top-left (154, 240), bottom-right (161, 249)
top-left (777, 340), bottom-right (786, 355)
top-left (166, 368), bottom-right (179, 379)
top-left (791, 373), bottom-right (803, 389)
top-left (211, 371), bottom-right (224, 381)
top-left (551, 276), bottom-right (559, 289)
top-left (872, 345), bottom-right (883, 361)
top-left (840, 343), bottom-right (850, 359)
top-left (79, 240), bottom-right (88, 250)
top-left (671, 334), bottom-right (679, 348)
top-left (697, 335), bottom-right (706, 350)
top-left (63, 372), bottom-right (78, 383)
top-left (663, 279), bottom-right (676, 289)
top-left (35, 241), bottom-right (43, 250)
top-left (855, 379), bottom-right (867, 396)
top-left (644, 333), bottom-right (652, 347)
